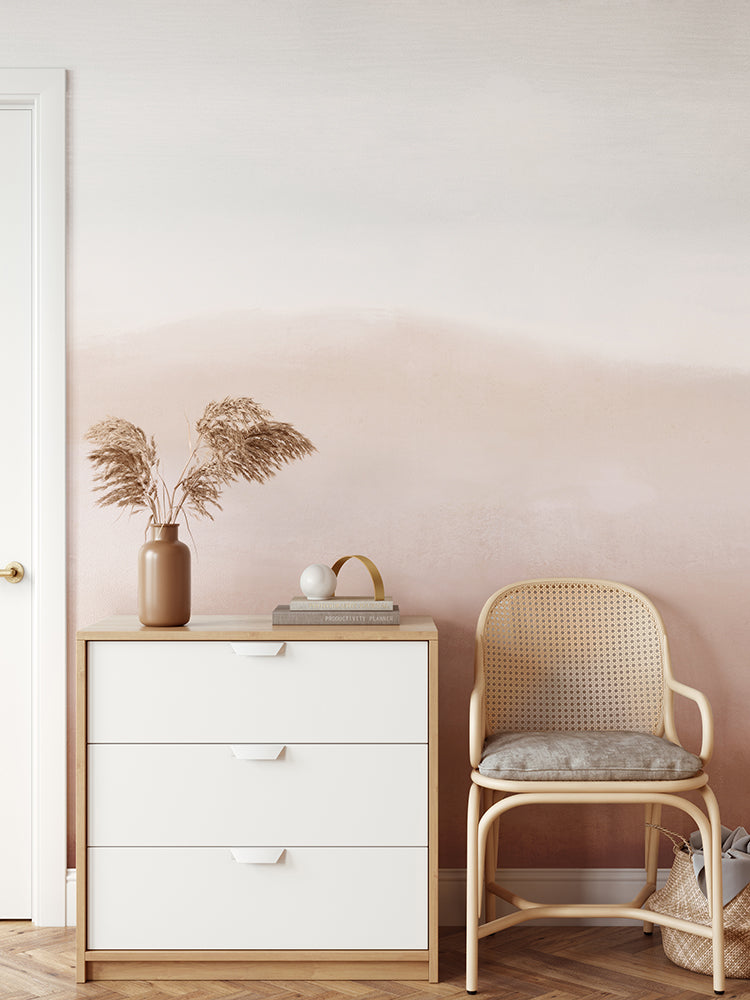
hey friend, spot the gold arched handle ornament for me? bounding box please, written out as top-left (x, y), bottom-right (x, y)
top-left (0, 561), bottom-right (24, 584)
top-left (331, 555), bottom-right (385, 601)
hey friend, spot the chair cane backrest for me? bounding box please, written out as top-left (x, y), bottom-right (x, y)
top-left (479, 579), bottom-right (666, 736)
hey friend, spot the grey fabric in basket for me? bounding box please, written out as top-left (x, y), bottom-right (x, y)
top-left (479, 731), bottom-right (703, 781)
top-left (690, 826), bottom-right (750, 904)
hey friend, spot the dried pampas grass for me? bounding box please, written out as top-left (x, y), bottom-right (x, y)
top-left (85, 396), bottom-right (315, 526)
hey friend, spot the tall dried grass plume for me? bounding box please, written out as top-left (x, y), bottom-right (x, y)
top-left (85, 396), bottom-right (315, 526)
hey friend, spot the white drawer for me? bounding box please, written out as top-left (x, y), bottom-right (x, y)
top-left (88, 742), bottom-right (428, 846)
top-left (88, 640), bottom-right (427, 743)
top-left (87, 846), bottom-right (428, 950)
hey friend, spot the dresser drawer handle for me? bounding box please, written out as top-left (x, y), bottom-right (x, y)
top-left (230, 642), bottom-right (286, 657)
top-left (230, 744), bottom-right (285, 760)
top-left (230, 848), bottom-right (285, 864)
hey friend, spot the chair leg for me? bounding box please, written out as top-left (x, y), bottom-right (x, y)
top-left (643, 802), bottom-right (662, 933)
top-left (466, 781), bottom-right (481, 994)
top-left (701, 786), bottom-right (725, 995)
top-left (483, 787), bottom-right (498, 923)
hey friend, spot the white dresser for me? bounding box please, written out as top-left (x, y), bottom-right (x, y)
top-left (76, 615), bottom-right (438, 983)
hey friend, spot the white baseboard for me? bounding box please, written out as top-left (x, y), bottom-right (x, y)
top-left (65, 866), bottom-right (668, 930)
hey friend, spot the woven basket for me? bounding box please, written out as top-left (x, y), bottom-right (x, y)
top-left (644, 841), bottom-right (750, 978)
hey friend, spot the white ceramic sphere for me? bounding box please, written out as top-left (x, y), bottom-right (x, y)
top-left (299, 563), bottom-right (337, 600)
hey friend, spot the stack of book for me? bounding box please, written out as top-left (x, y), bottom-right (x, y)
top-left (272, 594), bottom-right (400, 626)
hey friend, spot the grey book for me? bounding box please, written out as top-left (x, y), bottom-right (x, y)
top-left (272, 604), bottom-right (400, 626)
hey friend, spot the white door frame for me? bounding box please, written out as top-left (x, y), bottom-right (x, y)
top-left (0, 68), bottom-right (67, 926)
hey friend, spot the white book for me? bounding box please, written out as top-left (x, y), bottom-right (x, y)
top-left (289, 595), bottom-right (395, 611)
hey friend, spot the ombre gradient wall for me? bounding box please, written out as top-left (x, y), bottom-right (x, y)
top-left (3, 1), bottom-right (749, 873)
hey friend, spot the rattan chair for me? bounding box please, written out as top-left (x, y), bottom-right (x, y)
top-left (466, 578), bottom-right (725, 994)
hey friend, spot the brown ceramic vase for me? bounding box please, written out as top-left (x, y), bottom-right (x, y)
top-left (137, 523), bottom-right (191, 626)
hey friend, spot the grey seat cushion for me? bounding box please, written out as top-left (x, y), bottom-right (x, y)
top-left (479, 731), bottom-right (703, 781)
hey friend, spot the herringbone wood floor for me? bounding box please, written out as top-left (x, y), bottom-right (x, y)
top-left (2, 923), bottom-right (750, 1000)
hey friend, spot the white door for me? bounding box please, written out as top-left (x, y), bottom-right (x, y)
top-left (0, 69), bottom-right (66, 926)
top-left (0, 105), bottom-right (33, 918)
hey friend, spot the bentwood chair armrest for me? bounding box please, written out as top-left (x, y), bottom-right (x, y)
top-left (469, 629), bottom-right (487, 769)
top-left (469, 682), bottom-right (485, 769)
top-left (665, 675), bottom-right (714, 765)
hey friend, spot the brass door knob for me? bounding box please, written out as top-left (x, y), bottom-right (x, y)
top-left (1, 561), bottom-right (24, 583)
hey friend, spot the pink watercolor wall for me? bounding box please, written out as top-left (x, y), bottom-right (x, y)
top-left (3, 2), bottom-right (749, 873)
